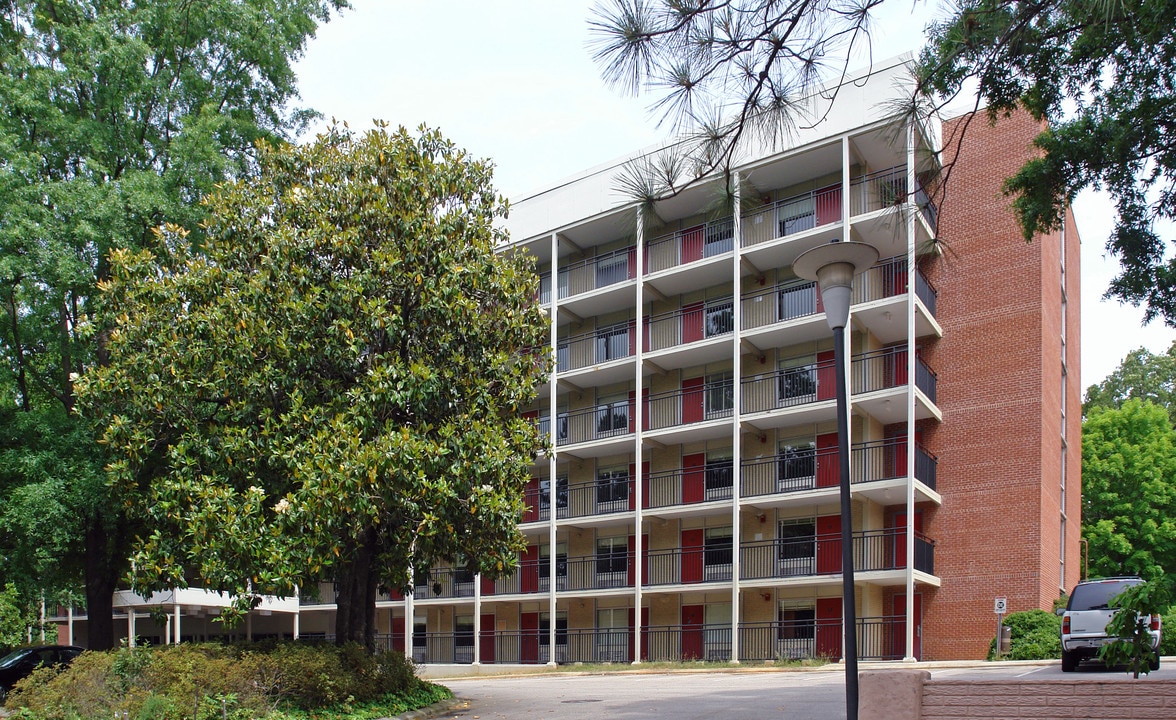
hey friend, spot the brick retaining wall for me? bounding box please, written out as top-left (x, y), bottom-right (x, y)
top-left (861, 670), bottom-right (1176, 720)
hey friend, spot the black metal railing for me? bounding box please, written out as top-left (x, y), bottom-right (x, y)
top-left (851, 346), bottom-right (938, 402)
top-left (645, 298), bottom-right (734, 352)
top-left (741, 360), bottom-right (836, 415)
top-left (645, 218), bottom-right (735, 273)
top-left (378, 616), bottom-right (909, 664)
top-left (557, 246), bottom-right (636, 300)
top-left (647, 381), bottom-right (733, 430)
top-left (556, 322), bottom-right (635, 372)
top-left (741, 186), bottom-right (842, 247)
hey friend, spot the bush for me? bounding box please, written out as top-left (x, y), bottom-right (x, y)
top-left (989, 609), bottom-right (1062, 660)
top-left (1160, 607), bottom-right (1176, 656)
top-left (5, 642), bottom-right (429, 720)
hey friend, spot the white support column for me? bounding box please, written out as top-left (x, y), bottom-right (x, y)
top-left (126, 610), bottom-right (134, 648)
top-left (904, 119), bottom-right (918, 662)
top-left (841, 134), bottom-right (856, 660)
top-left (173, 602), bottom-right (181, 645)
top-left (730, 172), bottom-right (743, 665)
top-left (473, 574), bottom-right (482, 665)
top-left (68, 605), bottom-right (75, 647)
top-left (39, 597), bottom-right (45, 642)
top-left (293, 610), bottom-right (300, 640)
top-left (633, 211), bottom-right (646, 665)
top-left (404, 573), bottom-right (415, 662)
top-left (548, 230), bottom-right (559, 667)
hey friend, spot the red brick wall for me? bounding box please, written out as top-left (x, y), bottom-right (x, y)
top-left (919, 111), bottom-right (1081, 659)
top-left (922, 679), bottom-right (1176, 720)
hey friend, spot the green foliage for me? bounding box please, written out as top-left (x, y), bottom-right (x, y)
top-left (1082, 399), bottom-right (1176, 580)
top-left (988, 609), bottom-right (1061, 660)
top-left (1084, 342), bottom-right (1176, 424)
top-left (5, 642), bottom-right (432, 719)
top-left (1101, 579), bottom-right (1172, 678)
top-left (0, 583), bottom-right (33, 648)
top-left (77, 123), bottom-right (549, 640)
top-left (0, 0), bottom-right (348, 648)
top-left (920, 0), bottom-right (1176, 325)
top-left (1160, 606), bottom-right (1176, 656)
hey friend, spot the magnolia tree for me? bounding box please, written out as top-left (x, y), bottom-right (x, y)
top-left (78, 124), bottom-right (549, 647)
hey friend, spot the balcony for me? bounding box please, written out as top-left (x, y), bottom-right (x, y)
top-left (740, 360), bottom-right (837, 429)
top-left (850, 166), bottom-right (937, 230)
top-left (851, 346), bottom-right (940, 423)
top-left (738, 528), bottom-right (935, 580)
top-left (645, 379), bottom-right (733, 444)
top-left (367, 615), bottom-right (909, 664)
top-left (556, 246), bottom-right (637, 317)
top-left (643, 298), bottom-right (734, 369)
top-left (556, 322), bottom-right (635, 384)
top-left (643, 219), bottom-right (735, 296)
top-left (647, 464), bottom-right (733, 511)
top-left (413, 567), bottom-right (477, 600)
top-left (741, 186), bottom-right (842, 249)
top-left (739, 437), bottom-right (937, 500)
top-left (543, 403), bottom-right (635, 456)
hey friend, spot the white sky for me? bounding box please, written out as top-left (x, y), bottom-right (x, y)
top-left (293, 0), bottom-right (1176, 390)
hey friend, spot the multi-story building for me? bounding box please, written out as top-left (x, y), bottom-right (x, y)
top-left (53, 57), bottom-right (1080, 662)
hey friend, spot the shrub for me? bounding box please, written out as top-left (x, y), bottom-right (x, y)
top-left (4, 642), bottom-right (428, 719)
top-left (1159, 607), bottom-right (1176, 656)
top-left (988, 609), bottom-right (1062, 661)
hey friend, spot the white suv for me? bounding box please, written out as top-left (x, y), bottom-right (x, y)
top-left (1060, 576), bottom-right (1162, 672)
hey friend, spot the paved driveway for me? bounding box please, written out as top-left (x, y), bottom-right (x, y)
top-left (442, 670), bottom-right (847, 720)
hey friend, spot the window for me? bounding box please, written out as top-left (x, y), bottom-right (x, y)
top-left (596, 322), bottom-right (631, 362)
top-left (539, 543), bottom-right (568, 590)
top-left (704, 219), bottom-right (734, 256)
top-left (777, 604), bottom-right (816, 659)
top-left (595, 251), bottom-right (630, 288)
top-left (539, 611), bottom-right (569, 663)
top-left (778, 358), bottom-right (816, 403)
top-left (596, 466), bottom-right (630, 509)
top-left (777, 440), bottom-right (816, 491)
top-left (595, 395), bottom-right (629, 437)
top-left (778, 282), bottom-right (817, 321)
top-left (596, 536), bottom-right (628, 579)
top-left (455, 614), bottom-right (474, 660)
top-left (539, 475), bottom-right (569, 519)
top-left (705, 452), bottom-right (733, 500)
top-left (704, 300), bottom-right (734, 337)
top-left (778, 195), bottom-right (815, 236)
top-left (777, 519), bottom-right (816, 575)
top-left (596, 608), bottom-right (629, 662)
top-left (538, 413), bottom-right (569, 442)
top-left (704, 528), bottom-right (733, 580)
top-left (705, 372), bottom-right (734, 417)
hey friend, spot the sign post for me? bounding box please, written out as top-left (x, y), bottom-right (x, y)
top-left (994, 597), bottom-right (1008, 655)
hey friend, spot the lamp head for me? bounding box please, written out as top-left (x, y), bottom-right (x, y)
top-left (793, 240), bottom-right (879, 331)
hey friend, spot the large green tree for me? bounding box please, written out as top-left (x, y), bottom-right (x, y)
top-left (0, 0), bottom-right (347, 649)
top-left (1082, 399), bottom-right (1176, 580)
top-left (77, 124), bottom-right (549, 647)
top-left (1084, 342), bottom-right (1176, 424)
top-left (591, 0), bottom-right (1176, 323)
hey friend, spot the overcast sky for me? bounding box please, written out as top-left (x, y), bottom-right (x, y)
top-left (293, 0), bottom-right (1176, 390)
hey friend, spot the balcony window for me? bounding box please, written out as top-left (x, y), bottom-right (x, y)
top-left (705, 453), bottom-right (733, 500)
top-left (596, 536), bottom-right (628, 587)
top-left (596, 608), bottom-right (629, 662)
top-left (704, 528), bottom-right (733, 580)
top-left (778, 195), bottom-right (815, 236)
top-left (595, 252), bottom-right (630, 288)
top-left (705, 301), bottom-right (734, 337)
top-left (595, 395), bottom-right (629, 437)
top-left (778, 358), bottom-right (816, 403)
top-left (777, 604), bottom-right (816, 660)
top-left (777, 440), bottom-right (816, 491)
top-left (705, 219), bottom-right (734, 256)
top-left (539, 611), bottom-right (569, 663)
top-left (539, 543), bottom-right (568, 590)
top-left (705, 372), bottom-right (734, 417)
top-left (539, 413), bottom-right (569, 443)
top-left (539, 475), bottom-right (569, 519)
top-left (778, 283), bottom-right (817, 321)
top-left (596, 466), bottom-right (630, 510)
top-left (777, 519), bottom-right (816, 575)
top-left (596, 322), bottom-right (631, 362)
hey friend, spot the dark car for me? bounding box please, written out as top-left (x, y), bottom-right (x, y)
top-left (0, 645), bottom-right (84, 699)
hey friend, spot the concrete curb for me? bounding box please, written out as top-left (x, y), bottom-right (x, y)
top-left (380, 696), bottom-right (469, 720)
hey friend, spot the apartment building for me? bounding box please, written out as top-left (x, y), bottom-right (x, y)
top-left (53, 58), bottom-right (1080, 662)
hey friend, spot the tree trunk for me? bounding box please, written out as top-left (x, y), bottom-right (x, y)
top-left (83, 511), bottom-right (121, 650)
top-left (334, 528), bottom-right (378, 649)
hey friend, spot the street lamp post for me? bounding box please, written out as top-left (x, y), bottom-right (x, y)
top-left (794, 239), bottom-right (879, 720)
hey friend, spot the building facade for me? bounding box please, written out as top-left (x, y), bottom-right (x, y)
top-left (53, 59), bottom-right (1080, 661)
